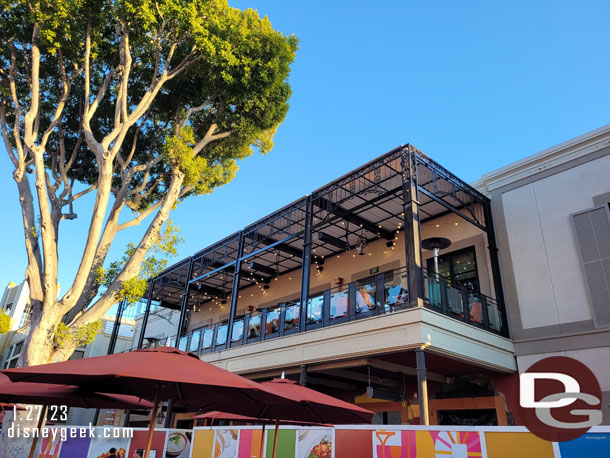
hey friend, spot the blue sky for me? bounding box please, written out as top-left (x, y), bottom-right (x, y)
top-left (1, 0), bottom-right (609, 295)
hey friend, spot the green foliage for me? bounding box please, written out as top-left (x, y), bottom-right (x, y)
top-left (0, 310), bottom-right (12, 334)
top-left (97, 219), bottom-right (183, 303)
top-left (1, 0), bottom-right (298, 210)
top-left (55, 320), bottom-right (102, 348)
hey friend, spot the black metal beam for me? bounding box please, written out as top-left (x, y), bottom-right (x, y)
top-left (402, 146), bottom-right (425, 308)
top-left (227, 232), bottom-right (245, 349)
top-left (299, 196), bottom-right (313, 332)
top-left (107, 300), bottom-right (126, 355)
top-left (243, 232), bottom-right (303, 258)
top-left (248, 261), bottom-right (277, 277)
top-left (195, 283), bottom-right (228, 299)
top-left (417, 187), bottom-right (487, 232)
top-left (317, 231), bottom-right (347, 250)
top-left (314, 196), bottom-right (395, 240)
top-left (483, 201), bottom-right (510, 337)
top-left (174, 258), bottom-right (195, 347)
top-left (137, 281), bottom-right (155, 349)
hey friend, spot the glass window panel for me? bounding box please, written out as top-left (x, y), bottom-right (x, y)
top-left (284, 303), bottom-right (300, 331)
top-left (468, 294), bottom-right (483, 324)
top-left (330, 290), bottom-right (348, 320)
top-left (384, 271), bottom-right (409, 311)
top-left (202, 327), bottom-right (214, 349)
top-left (306, 295), bottom-right (323, 324)
top-left (216, 324), bottom-right (228, 346)
top-left (189, 329), bottom-right (201, 352)
top-left (356, 276), bottom-right (376, 313)
top-left (231, 319), bottom-right (244, 342)
top-left (168, 336), bottom-right (176, 348)
top-left (178, 336), bottom-right (188, 351)
top-left (247, 314), bottom-right (261, 339)
top-left (265, 308), bottom-right (280, 335)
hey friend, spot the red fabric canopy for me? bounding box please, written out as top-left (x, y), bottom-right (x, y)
top-left (1, 347), bottom-right (291, 418)
top-left (257, 379), bottom-right (373, 424)
top-left (0, 375), bottom-right (153, 410)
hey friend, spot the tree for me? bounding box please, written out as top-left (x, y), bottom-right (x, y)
top-left (0, 0), bottom-right (298, 366)
top-left (0, 310), bottom-right (11, 334)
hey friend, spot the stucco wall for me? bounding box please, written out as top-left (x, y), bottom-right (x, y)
top-left (499, 153), bottom-right (610, 331)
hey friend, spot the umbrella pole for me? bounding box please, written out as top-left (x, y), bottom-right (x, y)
top-left (259, 421), bottom-right (266, 458)
top-left (271, 418), bottom-right (280, 458)
top-left (28, 404), bottom-right (48, 458)
top-left (144, 392), bottom-right (160, 458)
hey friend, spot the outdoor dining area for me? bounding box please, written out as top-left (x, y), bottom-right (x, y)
top-left (0, 347), bottom-right (373, 458)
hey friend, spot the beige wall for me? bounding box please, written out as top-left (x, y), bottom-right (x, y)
top-left (499, 153), bottom-right (610, 330)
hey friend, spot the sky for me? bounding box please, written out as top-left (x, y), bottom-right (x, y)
top-left (1, 0), bottom-right (609, 296)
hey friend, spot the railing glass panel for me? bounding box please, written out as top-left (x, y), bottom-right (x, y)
top-left (216, 324), bottom-right (228, 346)
top-left (284, 302), bottom-right (300, 331)
top-left (330, 288), bottom-right (348, 321)
top-left (306, 295), bottom-right (324, 325)
top-left (201, 327), bottom-right (214, 351)
top-left (189, 328), bottom-right (202, 352)
top-left (265, 308), bottom-right (280, 336)
top-left (384, 269), bottom-right (409, 312)
top-left (231, 318), bottom-right (244, 343)
top-left (247, 314), bottom-right (261, 339)
top-left (355, 276), bottom-right (376, 315)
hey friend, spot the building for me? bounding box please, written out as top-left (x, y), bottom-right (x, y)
top-left (475, 124), bottom-right (610, 423)
top-left (133, 145), bottom-right (517, 426)
top-left (0, 281), bottom-right (32, 369)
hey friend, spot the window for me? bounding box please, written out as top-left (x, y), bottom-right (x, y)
top-left (572, 206), bottom-right (610, 327)
top-left (19, 302), bottom-right (32, 328)
top-left (426, 246), bottom-right (479, 293)
top-left (3, 341), bottom-right (23, 369)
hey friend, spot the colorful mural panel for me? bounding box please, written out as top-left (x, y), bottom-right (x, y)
top-left (238, 428), bottom-right (263, 458)
top-left (37, 429), bottom-right (62, 458)
top-left (297, 428), bottom-right (333, 458)
top-left (557, 433), bottom-right (610, 457)
top-left (265, 429), bottom-right (296, 458)
top-left (57, 435), bottom-right (92, 457)
top-left (484, 432), bottom-right (554, 458)
top-left (164, 430), bottom-right (192, 458)
top-left (214, 429), bottom-right (240, 458)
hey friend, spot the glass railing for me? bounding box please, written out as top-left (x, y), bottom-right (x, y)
top-left (284, 302), bottom-right (300, 332)
top-left (329, 287), bottom-right (348, 322)
top-left (423, 268), bottom-right (505, 334)
top-left (188, 265), bottom-right (508, 354)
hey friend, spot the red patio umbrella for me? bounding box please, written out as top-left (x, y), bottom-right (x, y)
top-left (259, 378), bottom-right (373, 424)
top-left (0, 374), bottom-right (153, 458)
top-left (0, 375), bottom-right (154, 410)
top-left (1, 347), bottom-right (298, 458)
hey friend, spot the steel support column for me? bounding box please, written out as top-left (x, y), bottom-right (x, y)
top-left (137, 281), bottom-right (155, 349)
top-left (401, 146), bottom-right (424, 307)
top-left (415, 349), bottom-right (429, 425)
top-left (227, 232), bottom-right (245, 347)
top-left (107, 300), bottom-right (126, 355)
top-left (299, 196), bottom-right (314, 332)
top-left (483, 201), bottom-right (510, 337)
top-left (174, 258), bottom-right (195, 349)
top-left (300, 364), bottom-right (308, 387)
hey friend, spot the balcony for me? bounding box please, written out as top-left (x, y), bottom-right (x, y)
top-left (182, 265), bottom-right (507, 356)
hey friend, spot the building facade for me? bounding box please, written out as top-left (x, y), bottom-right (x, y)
top-left (475, 124), bottom-right (610, 423)
top-left (0, 281), bottom-right (32, 369)
top-left (134, 145), bottom-right (517, 426)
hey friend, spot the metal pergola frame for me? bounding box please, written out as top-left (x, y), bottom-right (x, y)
top-left (132, 144), bottom-right (508, 350)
